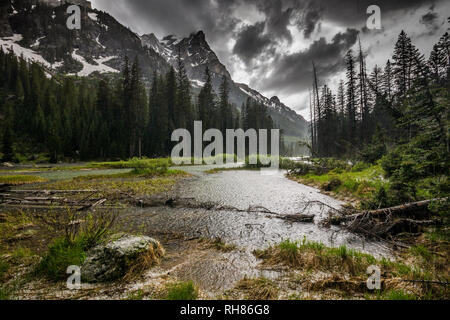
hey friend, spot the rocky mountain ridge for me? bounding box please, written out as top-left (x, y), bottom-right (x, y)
top-left (142, 31), bottom-right (308, 138)
top-left (0, 0), bottom-right (308, 139)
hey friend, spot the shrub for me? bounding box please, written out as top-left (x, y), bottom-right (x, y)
top-left (165, 281), bottom-right (198, 300)
top-left (362, 186), bottom-right (389, 209)
top-left (360, 143), bottom-right (387, 164)
top-left (36, 237), bottom-right (87, 281)
top-left (40, 208), bottom-right (118, 250)
top-left (351, 162), bottom-right (371, 172)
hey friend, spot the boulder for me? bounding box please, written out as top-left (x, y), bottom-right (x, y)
top-left (81, 235), bottom-right (164, 283)
top-left (1, 162), bottom-right (14, 167)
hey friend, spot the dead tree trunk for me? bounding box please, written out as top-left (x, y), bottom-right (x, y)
top-left (330, 199), bottom-right (440, 225)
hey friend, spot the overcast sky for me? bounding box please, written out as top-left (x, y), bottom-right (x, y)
top-left (91, 0), bottom-right (450, 119)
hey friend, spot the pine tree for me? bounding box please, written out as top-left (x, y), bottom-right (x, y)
top-left (166, 66), bottom-right (177, 134)
top-left (219, 75), bottom-right (231, 134)
top-left (383, 60), bottom-right (393, 100)
top-left (2, 122), bottom-right (14, 162)
top-left (345, 50), bottom-right (357, 144)
top-left (176, 51), bottom-right (193, 131)
top-left (128, 57), bottom-right (148, 158)
top-left (198, 67), bottom-right (215, 129)
top-left (392, 31), bottom-right (413, 99)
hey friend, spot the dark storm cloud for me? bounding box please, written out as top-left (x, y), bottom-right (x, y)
top-left (301, 3), bottom-right (323, 38)
top-left (91, 0), bottom-right (445, 114)
top-left (315, 0), bottom-right (438, 26)
top-left (92, 0), bottom-right (441, 66)
top-left (92, 0), bottom-right (240, 41)
top-left (254, 0), bottom-right (295, 43)
top-left (420, 10), bottom-right (440, 33)
top-left (256, 28), bottom-right (359, 94)
top-left (233, 22), bottom-right (273, 62)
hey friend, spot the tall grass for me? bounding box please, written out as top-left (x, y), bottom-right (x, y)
top-left (90, 157), bottom-right (171, 171)
top-left (256, 238), bottom-right (378, 276)
top-left (36, 208), bottom-right (118, 281)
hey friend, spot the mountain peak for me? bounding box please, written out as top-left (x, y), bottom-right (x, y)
top-left (270, 96), bottom-right (281, 104)
top-left (193, 30), bottom-right (205, 40)
top-left (141, 33), bottom-right (159, 45)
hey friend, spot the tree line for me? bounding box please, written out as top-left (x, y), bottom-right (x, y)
top-left (0, 48), bottom-right (275, 162)
top-left (310, 27), bottom-right (449, 205)
top-left (311, 29), bottom-right (449, 160)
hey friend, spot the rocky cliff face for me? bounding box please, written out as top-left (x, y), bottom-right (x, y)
top-left (1, 0), bottom-right (170, 78)
top-left (1, 0), bottom-right (308, 139)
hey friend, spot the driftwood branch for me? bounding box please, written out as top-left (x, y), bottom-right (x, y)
top-left (398, 279), bottom-right (450, 286)
top-left (135, 197), bottom-right (316, 223)
top-left (326, 198), bottom-right (447, 240)
top-left (330, 199), bottom-right (441, 225)
top-left (0, 188), bottom-right (105, 210)
top-left (6, 189), bottom-right (97, 194)
top-left (77, 199), bottom-right (107, 212)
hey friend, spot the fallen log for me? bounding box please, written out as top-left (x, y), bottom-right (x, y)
top-left (273, 214), bottom-right (315, 223)
top-left (23, 197), bottom-right (65, 201)
top-left (6, 189), bottom-right (97, 194)
top-left (77, 198), bottom-right (107, 212)
top-left (378, 219), bottom-right (437, 236)
top-left (134, 197), bottom-right (316, 223)
top-left (399, 279), bottom-right (450, 286)
top-left (330, 199), bottom-right (443, 225)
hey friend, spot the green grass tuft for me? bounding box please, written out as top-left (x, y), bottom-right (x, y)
top-left (378, 289), bottom-right (418, 300)
top-left (165, 281), bottom-right (198, 300)
top-left (36, 237), bottom-right (87, 281)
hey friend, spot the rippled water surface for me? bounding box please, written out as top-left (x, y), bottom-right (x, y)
top-left (134, 164), bottom-right (391, 258)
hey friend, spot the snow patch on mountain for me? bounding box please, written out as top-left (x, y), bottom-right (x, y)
top-left (0, 34), bottom-right (53, 68)
top-left (88, 12), bottom-right (98, 21)
top-left (31, 36), bottom-right (45, 48)
top-left (70, 50), bottom-right (118, 76)
top-left (191, 79), bottom-right (205, 88)
top-left (95, 34), bottom-right (105, 49)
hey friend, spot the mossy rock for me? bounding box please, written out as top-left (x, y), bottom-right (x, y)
top-left (81, 234), bottom-right (164, 283)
